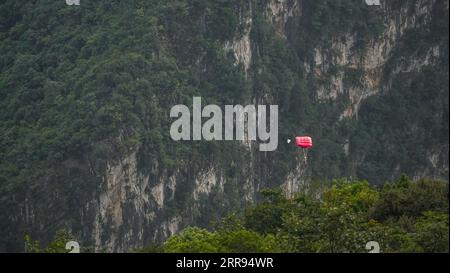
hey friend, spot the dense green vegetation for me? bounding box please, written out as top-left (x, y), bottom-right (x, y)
top-left (147, 176), bottom-right (448, 253)
top-left (27, 176), bottom-right (448, 253)
top-left (0, 0), bottom-right (448, 252)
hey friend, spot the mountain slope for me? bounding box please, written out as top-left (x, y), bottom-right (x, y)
top-left (0, 0), bottom-right (448, 252)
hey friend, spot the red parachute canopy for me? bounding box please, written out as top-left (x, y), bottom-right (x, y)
top-left (295, 136), bottom-right (313, 149)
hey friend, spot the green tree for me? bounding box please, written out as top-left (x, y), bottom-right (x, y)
top-left (164, 227), bottom-right (220, 253)
top-left (414, 211), bottom-right (449, 253)
top-left (24, 230), bottom-right (76, 253)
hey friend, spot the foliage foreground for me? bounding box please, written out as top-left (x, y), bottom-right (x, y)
top-left (27, 176), bottom-right (449, 253)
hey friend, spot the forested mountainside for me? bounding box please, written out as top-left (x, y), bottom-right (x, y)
top-left (0, 0), bottom-right (448, 252)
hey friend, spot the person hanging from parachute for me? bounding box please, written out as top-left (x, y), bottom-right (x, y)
top-left (294, 136), bottom-right (313, 165)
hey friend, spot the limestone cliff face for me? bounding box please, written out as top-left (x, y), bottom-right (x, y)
top-left (266, 0), bottom-right (302, 38)
top-left (90, 143), bottom-right (263, 251)
top-left (85, 0), bottom-right (447, 252)
top-left (224, 0), bottom-right (445, 190)
top-left (87, 152), bottom-right (219, 251)
top-left (311, 0), bottom-right (441, 119)
top-left (4, 0), bottom-right (446, 253)
top-left (227, 0), bottom-right (440, 118)
top-left (225, 1), bottom-right (253, 73)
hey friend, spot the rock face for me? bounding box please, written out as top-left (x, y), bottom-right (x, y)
top-left (310, 0), bottom-right (440, 119)
top-left (85, 0), bottom-right (445, 252)
top-left (266, 0), bottom-right (302, 37)
top-left (1, 0), bottom-right (447, 252)
top-left (225, 1), bottom-right (253, 73)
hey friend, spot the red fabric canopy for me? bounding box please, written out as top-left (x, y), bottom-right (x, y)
top-left (295, 136), bottom-right (313, 149)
